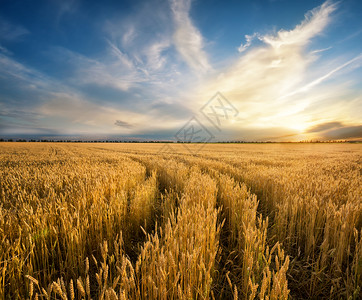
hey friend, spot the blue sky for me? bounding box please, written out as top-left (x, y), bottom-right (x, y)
top-left (0, 0), bottom-right (361, 141)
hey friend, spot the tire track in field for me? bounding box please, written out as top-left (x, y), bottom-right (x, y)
top-left (81, 146), bottom-right (292, 298)
top-left (167, 154), bottom-right (290, 299)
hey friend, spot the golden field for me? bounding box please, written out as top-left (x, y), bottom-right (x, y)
top-left (0, 142), bottom-right (361, 299)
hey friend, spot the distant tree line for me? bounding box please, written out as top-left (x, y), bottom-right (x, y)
top-left (0, 138), bottom-right (359, 143)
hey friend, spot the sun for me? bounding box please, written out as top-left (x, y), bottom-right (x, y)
top-left (287, 122), bottom-right (309, 133)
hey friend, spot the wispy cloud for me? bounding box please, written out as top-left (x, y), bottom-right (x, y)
top-left (0, 0), bottom-right (361, 140)
top-left (280, 53), bottom-right (362, 99)
top-left (48, 46), bottom-right (145, 91)
top-left (170, 0), bottom-right (211, 74)
top-left (122, 26), bottom-right (136, 46)
top-left (310, 46), bottom-right (332, 54)
top-left (237, 1), bottom-right (337, 53)
top-left (0, 53), bottom-right (60, 93)
top-left (305, 121), bottom-right (362, 140)
top-left (0, 45), bottom-right (191, 136)
top-left (238, 33), bottom-right (259, 53)
top-left (0, 18), bottom-right (29, 41)
top-left (107, 40), bottom-right (135, 70)
top-left (115, 120), bottom-right (133, 128)
top-left (145, 40), bottom-right (171, 71)
top-left (52, 0), bottom-right (79, 24)
top-left (0, 45), bottom-right (12, 55)
top-left (322, 125), bottom-right (362, 140)
top-left (306, 121), bottom-right (343, 133)
top-left (193, 0), bottom-right (362, 139)
top-left (96, 3), bottom-right (186, 90)
top-left (261, 0), bottom-right (338, 48)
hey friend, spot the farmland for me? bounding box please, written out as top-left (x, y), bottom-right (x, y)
top-left (0, 142), bottom-right (361, 299)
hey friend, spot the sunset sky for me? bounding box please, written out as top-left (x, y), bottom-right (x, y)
top-left (0, 0), bottom-right (361, 141)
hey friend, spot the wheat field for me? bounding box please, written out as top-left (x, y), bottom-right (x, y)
top-left (0, 142), bottom-right (361, 299)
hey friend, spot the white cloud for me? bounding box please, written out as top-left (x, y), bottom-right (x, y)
top-left (261, 0), bottom-right (337, 48)
top-left (0, 48), bottom-right (190, 135)
top-left (38, 91), bottom-right (189, 135)
top-left (39, 92), bottom-right (138, 132)
top-left (280, 53), bottom-right (362, 99)
top-left (170, 0), bottom-right (211, 74)
top-left (48, 46), bottom-right (146, 91)
top-left (145, 40), bottom-right (170, 71)
top-left (310, 46), bottom-right (332, 54)
top-left (0, 53), bottom-right (58, 91)
top-left (1, 0), bottom-right (360, 140)
top-left (238, 33), bottom-right (259, 53)
top-left (194, 1), bottom-right (361, 139)
top-left (100, 3), bottom-right (186, 90)
top-left (122, 26), bottom-right (136, 46)
top-left (107, 40), bottom-right (135, 70)
top-left (238, 1), bottom-right (337, 53)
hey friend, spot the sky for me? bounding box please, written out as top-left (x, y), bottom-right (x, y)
top-left (0, 0), bottom-right (361, 141)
